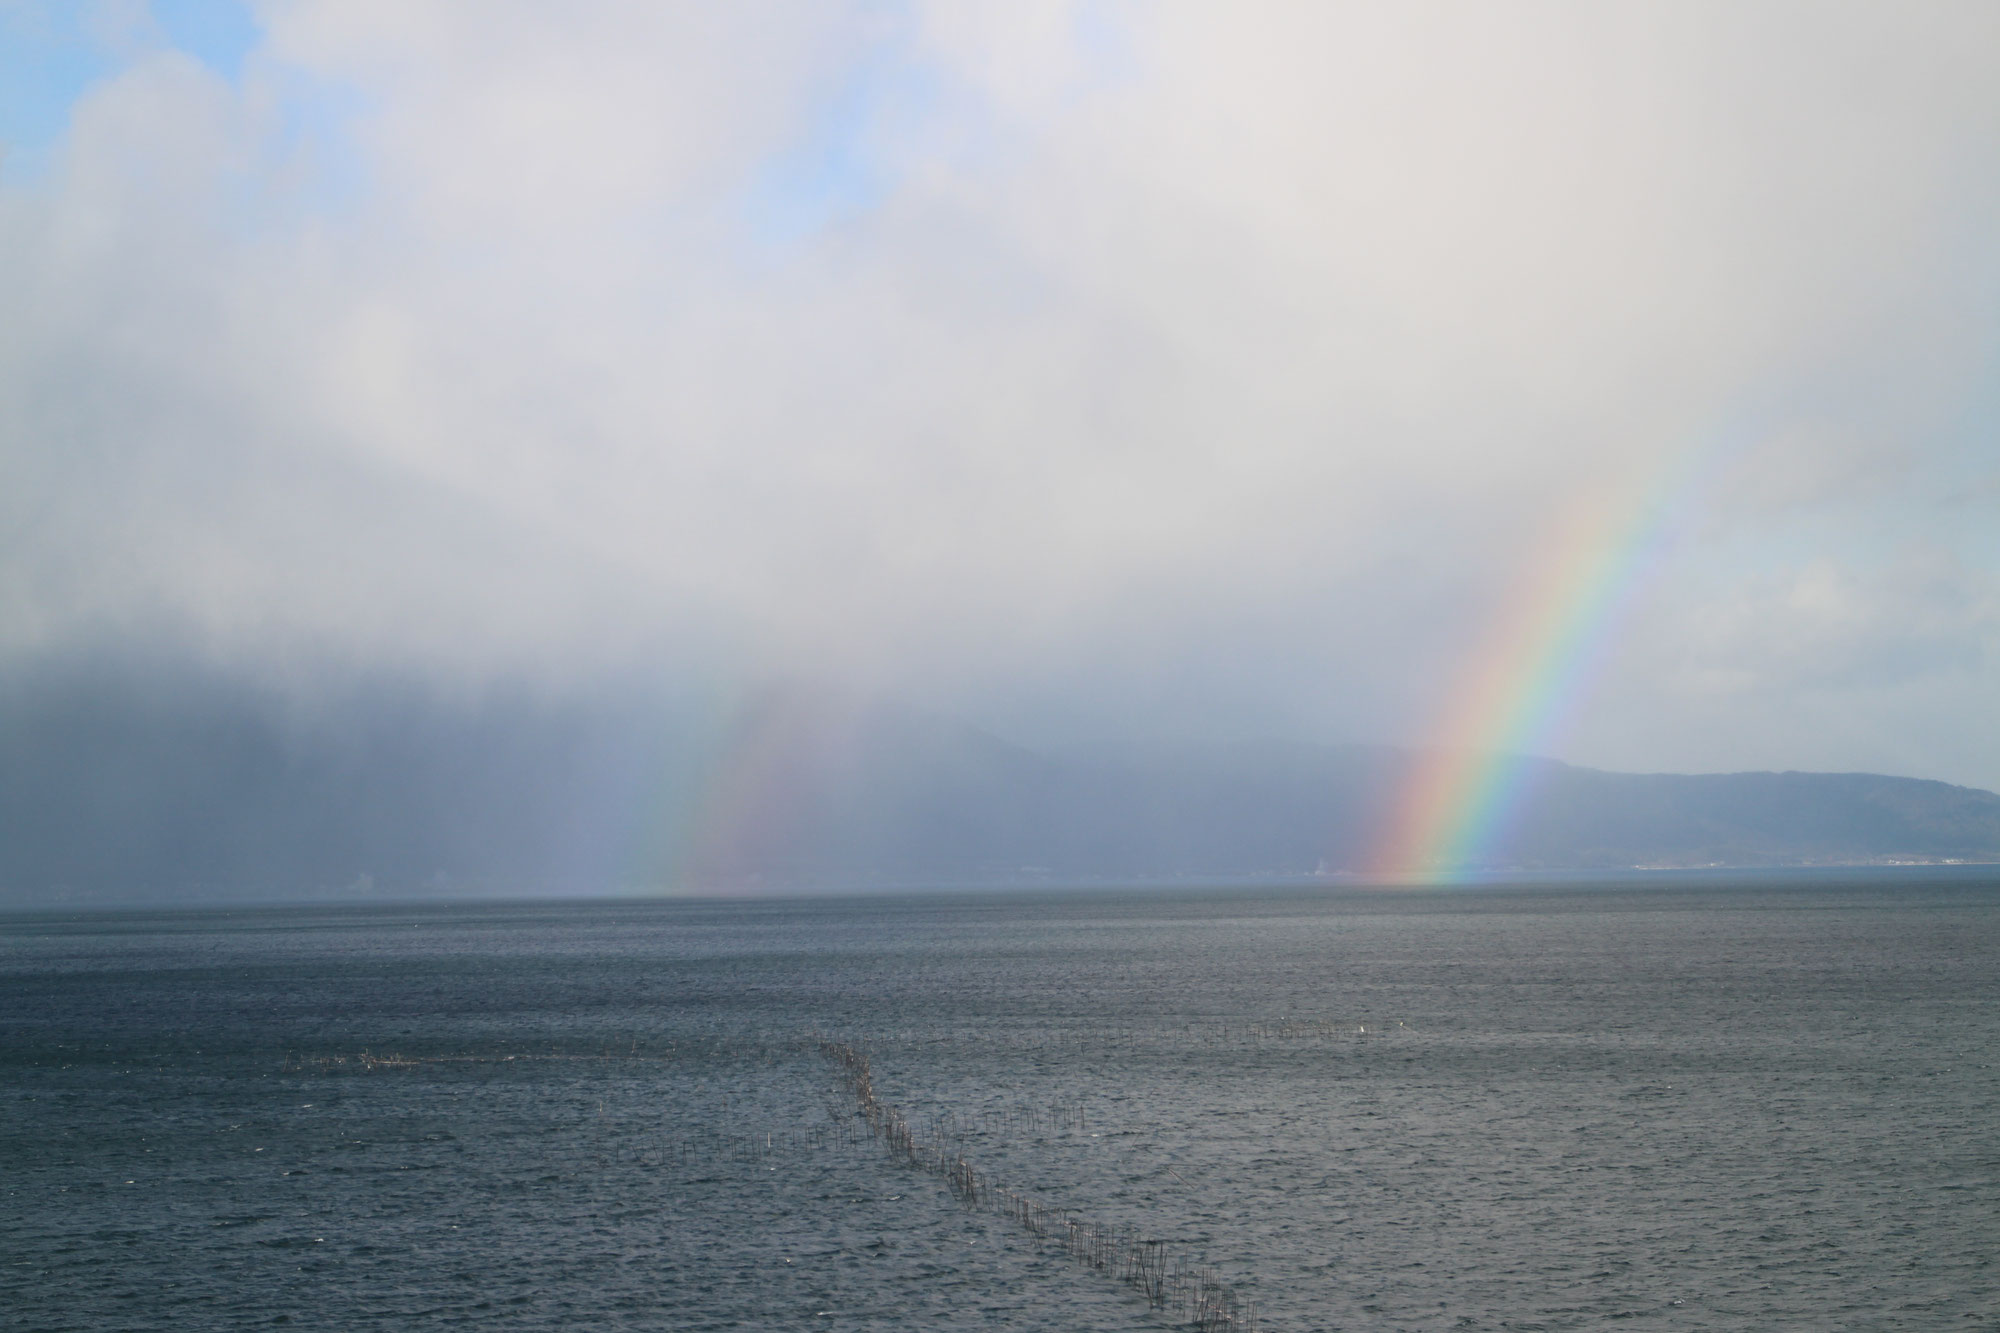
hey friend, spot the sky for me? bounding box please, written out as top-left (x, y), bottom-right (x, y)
top-left (4, 0), bottom-right (1999, 791)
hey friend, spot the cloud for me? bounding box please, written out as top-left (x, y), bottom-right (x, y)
top-left (2, 0), bottom-right (1998, 784)
top-left (1682, 552), bottom-right (1996, 694)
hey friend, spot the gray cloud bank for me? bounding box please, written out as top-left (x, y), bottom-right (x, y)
top-left (3, 2), bottom-right (1999, 808)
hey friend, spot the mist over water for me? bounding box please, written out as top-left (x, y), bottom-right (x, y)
top-left (8, 660), bottom-right (1996, 902)
top-left (6, 874), bottom-right (1996, 1330)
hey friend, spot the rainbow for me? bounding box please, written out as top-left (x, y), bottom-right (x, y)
top-left (625, 685), bottom-right (874, 894)
top-left (1370, 438), bottom-right (1736, 878)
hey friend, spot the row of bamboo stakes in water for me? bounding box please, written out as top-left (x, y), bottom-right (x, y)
top-left (821, 1038), bottom-right (1260, 1333)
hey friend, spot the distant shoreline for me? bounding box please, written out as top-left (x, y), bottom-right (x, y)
top-left (6, 861), bottom-right (1998, 915)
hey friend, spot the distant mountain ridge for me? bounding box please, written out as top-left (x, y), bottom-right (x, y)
top-left (3, 670), bottom-right (1996, 902)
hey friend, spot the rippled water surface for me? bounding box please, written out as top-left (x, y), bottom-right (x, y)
top-left (4, 874), bottom-right (1998, 1331)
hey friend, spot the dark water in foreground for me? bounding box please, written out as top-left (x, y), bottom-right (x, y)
top-left (4, 875), bottom-right (1997, 1331)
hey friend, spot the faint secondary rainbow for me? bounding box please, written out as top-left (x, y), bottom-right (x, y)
top-left (619, 685), bottom-right (869, 895)
top-left (1371, 436), bottom-right (1735, 877)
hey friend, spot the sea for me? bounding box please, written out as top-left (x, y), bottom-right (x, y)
top-left (3, 871), bottom-right (1996, 1331)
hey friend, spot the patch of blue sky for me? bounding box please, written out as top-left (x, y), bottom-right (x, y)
top-left (740, 3), bottom-right (1137, 257)
top-left (1, 0), bottom-right (260, 186)
top-left (742, 50), bottom-right (938, 253)
top-left (256, 69), bottom-right (374, 224)
top-left (0, 2), bottom-right (121, 184)
top-left (152, 0), bottom-right (260, 84)
top-left (195, 78), bottom-right (372, 245)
